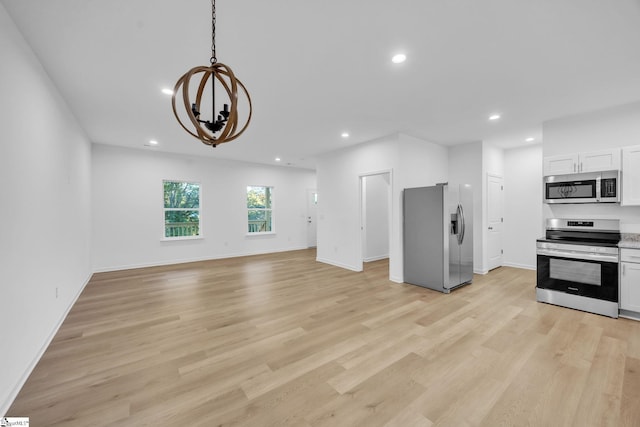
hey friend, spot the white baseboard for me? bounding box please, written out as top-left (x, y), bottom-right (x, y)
top-left (316, 257), bottom-right (362, 272)
top-left (475, 263), bottom-right (536, 275)
top-left (3, 246), bottom-right (316, 415)
top-left (93, 246), bottom-right (310, 273)
top-left (619, 309), bottom-right (640, 321)
top-left (389, 275), bottom-right (403, 283)
top-left (363, 255), bottom-right (389, 263)
top-left (1, 272), bottom-right (92, 417)
top-left (503, 262), bottom-right (536, 271)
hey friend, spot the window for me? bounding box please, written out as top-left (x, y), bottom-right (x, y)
top-left (247, 186), bottom-right (273, 233)
top-left (163, 180), bottom-right (200, 238)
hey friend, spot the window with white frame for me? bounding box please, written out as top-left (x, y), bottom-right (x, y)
top-left (163, 180), bottom-right (201, 238)
top-left (247, 185), bottom-right (273, 233)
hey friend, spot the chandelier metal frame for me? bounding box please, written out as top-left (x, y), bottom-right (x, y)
top-left (171, 0), bottom-right (252, 147)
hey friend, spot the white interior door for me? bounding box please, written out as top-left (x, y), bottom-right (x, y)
top-left (487, 174), bottom-right (503, 271)
top-left (306, 189), bottom-right (318, 247)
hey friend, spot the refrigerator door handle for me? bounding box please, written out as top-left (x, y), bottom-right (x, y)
top-left (455, 205), bottom-right (460, 243)
top-left (458, 204), bottom-right (465, 245)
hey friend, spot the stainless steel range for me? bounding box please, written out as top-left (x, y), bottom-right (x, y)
top-left (536, 219), bottom-right (620, 318)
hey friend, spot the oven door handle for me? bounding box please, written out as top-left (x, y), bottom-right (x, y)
top-left (537, 248), bottom-right (619, 263)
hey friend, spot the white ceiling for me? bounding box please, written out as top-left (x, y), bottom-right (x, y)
top-left (3, 0), bottom-right (640, 169)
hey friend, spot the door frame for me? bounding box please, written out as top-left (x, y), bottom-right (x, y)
top-left (306, 188), bottom-right (318, 248)
top-left (486, 173), bottom-right (504, 271)
top-left (358, 170), bottom-right (393, 274)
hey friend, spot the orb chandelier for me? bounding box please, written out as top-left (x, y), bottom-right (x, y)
top-left (172, 0), bottom-right (252, 147)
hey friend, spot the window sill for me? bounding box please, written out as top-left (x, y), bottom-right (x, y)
top-left (245, 232), bottom-right (276, 237)
top-left (161, 235), bottom-right (204, 242)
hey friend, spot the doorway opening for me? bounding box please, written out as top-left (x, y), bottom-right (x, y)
top-left (360, 171), bottom-right (392, 274)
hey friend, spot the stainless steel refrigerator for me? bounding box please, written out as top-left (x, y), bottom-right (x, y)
top-left (403, 183), bottom-right (473, 293)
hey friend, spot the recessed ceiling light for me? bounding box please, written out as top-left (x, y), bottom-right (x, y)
top-left (275, 157), bottom-right (281, 162)
top-left (525, 137), bottom-right (535, 142)
top-left (341, 132), bottom-right (350, 138)
top-left (149, 140), bottom-right (159, 145)
top-left (392, 54), bottom-right (406, 64)
top-left (161, 88), bottom-right (174, 95)
top-left (488, 114), bottom-right (501, 121)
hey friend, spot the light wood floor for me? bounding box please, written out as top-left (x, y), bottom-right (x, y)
top-left (8, 249), bottom-right (640, 426)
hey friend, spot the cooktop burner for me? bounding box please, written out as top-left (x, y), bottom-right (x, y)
top-left (536, 218), bottom-right (621, 318)
top-left (539, 218), bottom-right (621, 247)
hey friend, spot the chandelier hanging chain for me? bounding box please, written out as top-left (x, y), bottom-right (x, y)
top-left (210, 0), bottom-right (217, 64)
top-left (171, 0), bottom-right (252, 147)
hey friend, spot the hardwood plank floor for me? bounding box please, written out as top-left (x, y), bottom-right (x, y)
top-left (7, 249), bottom-right (640, 426)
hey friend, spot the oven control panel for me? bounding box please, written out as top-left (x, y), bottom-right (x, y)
top-left (567, 221), bottom-right (594, 227)
top-left (547, 218), bottom-right (619, 232)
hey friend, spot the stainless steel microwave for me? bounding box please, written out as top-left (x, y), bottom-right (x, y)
top-left (543, 170), bottom-right (619, 204)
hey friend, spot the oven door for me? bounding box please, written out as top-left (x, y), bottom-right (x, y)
top-left (536, 249), bottom-right (618, 302)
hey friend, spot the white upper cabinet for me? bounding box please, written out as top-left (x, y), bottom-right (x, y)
top-left (622, 145), bottom-right (640, 206)
top-left (543, 154), bottom-right (579, 175)
top-left (543, 149), bottom-right (621, 176)
top-left (580, 149), bottom-right (621, 173)
top-left (543, 154), bottom-right (578, 176)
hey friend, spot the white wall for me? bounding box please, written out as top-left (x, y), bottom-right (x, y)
top-left (363, 174), bottom-right (390, 262)
top-left (316, 135), bottom-right (399, 273)
top-left (92, 144), bottom-right (316, 271)
top-left (543, 102), bottom-right (640, 230)
top-left (0, 4), bottom-right (93, 414)
top-left (503, 144), bottom-right (543, 269)
top-left (449, 140), bottom-right (542, 273)
top-left (448, 142), bottom-right (484, 273)
top-left (316, 133), bottom-right (448, 282)
top-left (544, 101), bottom-right (640, 156)
top-left (481, 142), bottom-right (505, 273)
top-left (449, 141), bottom-right (510, 274)
top-left (395, 134), bottom-right (450, 281)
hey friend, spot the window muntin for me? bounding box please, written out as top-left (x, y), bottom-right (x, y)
top-left (163, 180), bottom-right (201, 238)
top-left (247, 186), bottom-right (273, 233)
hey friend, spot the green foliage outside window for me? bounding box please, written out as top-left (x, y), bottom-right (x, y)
top-left (247, 186), bottom-right (273, 233)
top-left (164, 181), bottom-right (200, 238)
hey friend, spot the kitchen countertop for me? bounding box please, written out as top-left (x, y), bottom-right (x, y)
top-left (619, 233), bottom-right (640, 249)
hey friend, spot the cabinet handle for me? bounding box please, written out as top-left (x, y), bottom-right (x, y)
top-left (574, 163), bottom-right (577, 172)
top-left (580, 162), bottom-right (583, 172)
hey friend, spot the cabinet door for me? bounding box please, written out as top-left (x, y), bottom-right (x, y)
top-left (543, 154), bottom-right (578, 175)
top-left (622, 145), bottom-right (640, 206)
top-left (620, 261), bottom-right (640, 312)
top-left (580, 149), bottom-right (621, 173)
